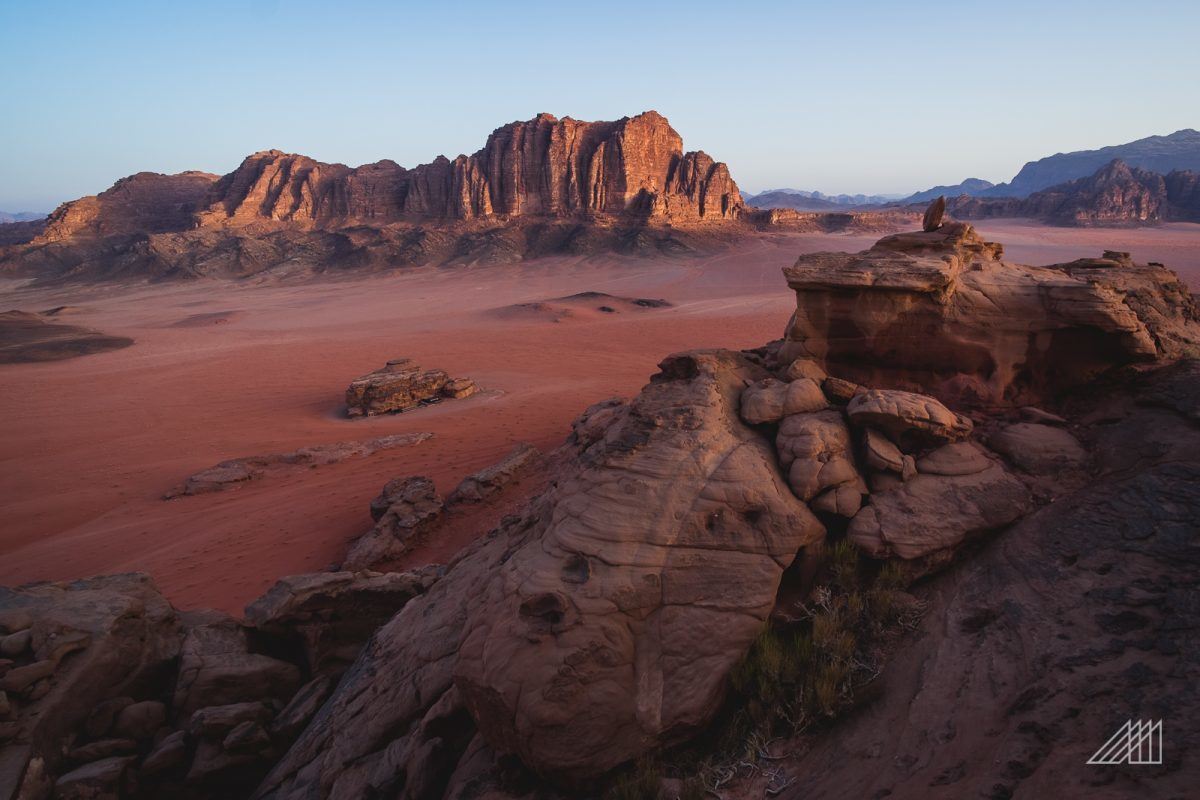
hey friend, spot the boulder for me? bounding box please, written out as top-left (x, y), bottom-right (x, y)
top-left (446, 443), bottom-right (543, 505)
top-left (345, 477), bottom-right (445, 570)
top-left (776, 410), bottom-right (865, 505)
top-left (259, 350), bottom-right (825, 796)
top-left (53, 755), bottom-right (136, 800)
top-left (822, 376), bottom-right (862, 404)
top-left (739, 377), bottom-right (826, 424)
top-left (846, 389), bottom-right (974, 449)
top-left (346, 359), bottom-right (475, 417)
top-left (862, 428), bottom-right (904, 473)
top-left (922, 196), bottom-right (946, 231)
top-left (848, 463), bottom-right (1032, 559)
top-left (111, 700), bottom-right (165, 741)
top-left (188, 702), bottom-right (272, 739)
top-left (988, 422), bottom-right (1088, 474)
top-left (0, 631), bottom-right (30, 658)
top-left (915, 441), bottom-right (993, 476)
top-left (141, 730), bottom-right (187, 776)
top-left (782, 358), bottom-right (827, 382)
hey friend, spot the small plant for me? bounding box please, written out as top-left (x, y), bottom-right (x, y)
top-left (605, 757), bottom-right (665, 800)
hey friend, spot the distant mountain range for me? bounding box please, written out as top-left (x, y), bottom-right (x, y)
top-left (743, 188), bottom-right (899, 210)
top-left (0, 211), bottom-right (45, 224)
top-left (948, 159), bottom-right (1200, 226)
top-left (904, 129), bottom-right (1200, 202)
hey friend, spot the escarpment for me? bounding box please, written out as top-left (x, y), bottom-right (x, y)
top-left (3, 216), bottom-right (1198, 800)
top-left (0, 112), bottom-right (912, 283)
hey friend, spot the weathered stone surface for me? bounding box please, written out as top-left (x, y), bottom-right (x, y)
top-left (188, 701), bottom-right (272, 739)
top-left (915, 441), bottom-right (993, 476)
top-left (0, 574), bottom-right (180, 792)
top-left (0, 631), bottom-right (30, 658)
top-left (988, 422), bottom-right (1088, 474)
top-left (245, 569), bottom-right (440, 675)
top-left (66, 738), bottom-right (137, 762)
top-left (268, 676), bottom-right (335, 743)
top-left (782, 358), bottom-right (827, 383)
top-left (141, 730), bottom-right (187, 776)
top-left (259, 350), bottom-right (825, 795)
top-left (740, 377), bottom-right (826, 424)
top-left (846, 389), bottom-right (973, 449)
top-left (782, 222), bottom-right (1197, 405)
top-left (821, 376), bottom-right (862, 404)
top-left (848, 463), bottom-right (1031, 559)
top-left (862, 428), bottom-right (904, 473)
top-left (345, 478), bottom-right (445, 570)
top-left (446, 443), bottom-right (543, 505)
top-left (173, 615), bottom-right (301, 717)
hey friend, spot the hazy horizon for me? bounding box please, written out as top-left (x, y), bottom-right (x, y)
top-left (2, 0), bottom-right (1198, 211)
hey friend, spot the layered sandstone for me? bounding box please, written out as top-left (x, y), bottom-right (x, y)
top-left (781, 217), bottom-right (1197, 405)
top-left (196, 111), bottom-right (742, 228)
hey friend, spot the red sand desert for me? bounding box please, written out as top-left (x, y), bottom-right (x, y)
top-left (2, 220), bottom-right (1199, 614)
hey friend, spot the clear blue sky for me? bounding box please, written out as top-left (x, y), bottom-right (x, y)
top-left (1, 0), bottom-right (1197, 211)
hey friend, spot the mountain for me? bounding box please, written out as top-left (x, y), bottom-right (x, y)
top-left (40, 111), bottom-right (742, 242)
top-left (981, 128), bottom-right (1200, 198)
top-left (0, 211), bottom-right (45, 224)
top-left (745, 188), bottom-right (894, 210)
top-left (948, 159), bottom-right (1200, 226)
top-left (903, 178), bottom-right (994, 204)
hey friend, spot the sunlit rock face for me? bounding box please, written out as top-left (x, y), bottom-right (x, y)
top-left (780, 220), bottom-right (1197, 405)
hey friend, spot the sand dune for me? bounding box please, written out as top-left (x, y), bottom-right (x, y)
top-left (1, 221), bottom-right (1198, 613)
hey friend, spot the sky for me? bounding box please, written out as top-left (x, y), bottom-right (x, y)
top-left (1, 0), bottom-right (1198, 211)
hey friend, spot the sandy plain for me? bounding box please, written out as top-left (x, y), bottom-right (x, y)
top-left (2, 220), bottom-right (1198, 613)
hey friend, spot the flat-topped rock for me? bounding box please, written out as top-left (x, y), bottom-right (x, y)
top-left (345, 359), bottom-right (478, 417)
top-left (781, 223), bottom-right (1195, 405)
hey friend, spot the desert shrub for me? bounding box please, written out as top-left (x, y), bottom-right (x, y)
top-left (605, 757), bottom-right (664, 800)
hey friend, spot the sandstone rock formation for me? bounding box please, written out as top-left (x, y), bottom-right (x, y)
top-left (921, 195), bottom-right (945, 231)
top-left (257, 350), bottom-right (827, 796)
top-left (446, 443), bottom-right (542, 505)
top-left (344, 477), bottom-right (446, 570)
top-left (37, 171), bottom-right (218, 243)
top-left (782, 221), bottom-right (1197, 405)
top-left (164, 433), bottom-right (432, 498)
top-left (345, 359), bottom-right (477, 417)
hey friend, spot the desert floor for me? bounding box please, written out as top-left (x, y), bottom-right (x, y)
top-left (2, 219), bottom-right (1199, 614)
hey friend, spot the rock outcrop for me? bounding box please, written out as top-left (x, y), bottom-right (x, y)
top-left (164, 433), bottom-right (433, 498)
top-left (782, 221), bottom-right (1197, 405)
top-left (345, 359), bottom-right (478, 417)
top-left (257, 350), bottom-right (826, 796)
top-left (36, 171), bottom-right (218, 243)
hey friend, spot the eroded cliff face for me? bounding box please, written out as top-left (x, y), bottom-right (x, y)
top-left (165, 111), bottom-right (743, 231)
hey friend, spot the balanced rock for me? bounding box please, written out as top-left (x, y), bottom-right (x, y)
top-left (847, 389), bottom-right (973, 449)
top-left (922, 195), bottom-right (946, 232)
